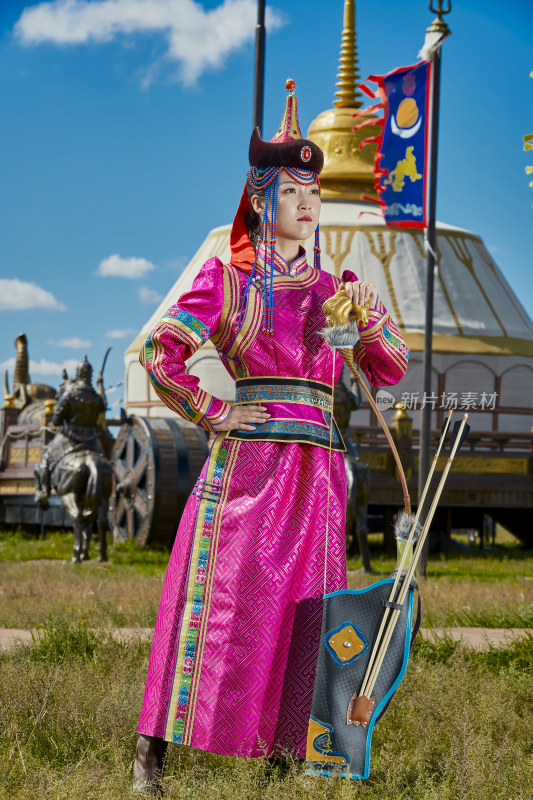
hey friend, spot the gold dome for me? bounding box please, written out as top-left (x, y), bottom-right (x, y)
top-left (307, 0), bottom-right (381, 200)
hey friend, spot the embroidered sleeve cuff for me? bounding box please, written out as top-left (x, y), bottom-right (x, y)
top-left (353, 311), bottom-right (409, 385)
top-left (198, 398), bottom-right (233, 432)
top-left (359, 302), bottom-right (387, 333)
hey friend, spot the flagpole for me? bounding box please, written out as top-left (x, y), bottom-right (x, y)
top-left (252, 0), bottom-right (266, 134)
top-left (417, 2), bottom-right (451, 578)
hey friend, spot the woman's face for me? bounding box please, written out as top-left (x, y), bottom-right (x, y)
top-left (252, 168), bottom-right (321, 244)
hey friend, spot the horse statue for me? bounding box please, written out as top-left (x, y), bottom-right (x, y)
top-left (34, 355), bottom-right (112, 562)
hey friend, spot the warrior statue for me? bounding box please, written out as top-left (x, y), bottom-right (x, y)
top-left (34, 355), bottom-right (112, 562)
top-left (334, 364), bottom-right (372, 572)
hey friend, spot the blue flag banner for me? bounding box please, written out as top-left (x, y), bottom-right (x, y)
top-left (354, 61), bottom-right (432, 228)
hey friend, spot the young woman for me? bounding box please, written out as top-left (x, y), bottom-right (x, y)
top-left (133, 81), bottom-right (408, 792)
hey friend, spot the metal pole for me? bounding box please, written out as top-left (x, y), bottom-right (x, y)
top-left (252, 0), bottom-right (266, 134)
top-left (418, 6), bottom-right (450, 578)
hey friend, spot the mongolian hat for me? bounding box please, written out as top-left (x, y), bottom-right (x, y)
top-left (248, 79), bottom-right (324, 174)
top-left (230, 80), bottom-right (324, 334)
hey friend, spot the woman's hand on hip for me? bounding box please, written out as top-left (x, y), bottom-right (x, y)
top-left (342, 280), bottom-right (378, 309)
top-left (212, 404), bottom-right (270, 432)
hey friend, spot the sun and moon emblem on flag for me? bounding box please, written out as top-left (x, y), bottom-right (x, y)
top-left (354, 60), bottom-right (432, 228)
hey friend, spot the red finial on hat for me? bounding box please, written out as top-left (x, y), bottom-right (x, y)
top-left (271, 79), bottom-right (302, 143)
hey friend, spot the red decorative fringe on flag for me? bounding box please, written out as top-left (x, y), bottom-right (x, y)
top-left (354, 61), bottom-right (432, 228)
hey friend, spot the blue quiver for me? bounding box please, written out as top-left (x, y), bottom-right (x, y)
top-left (305, 578), bottom-right (419, 780)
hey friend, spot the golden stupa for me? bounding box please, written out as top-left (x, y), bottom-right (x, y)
top-left (307, 0), bottom-right (378, 200)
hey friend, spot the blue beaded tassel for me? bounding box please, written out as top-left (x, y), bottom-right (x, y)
top-left (263, 172), bottom-right (279, 335)
top-left (313, 224), bottom-right (321, 270)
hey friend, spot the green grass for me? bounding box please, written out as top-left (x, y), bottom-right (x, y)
top-left (413, 630), bottom-right (533, 672)
top-left (347, 530), bottom-right (533, 580)
top-left (29, 615), bottom-right (101, 664)
top-left (1, 528), bottom-right (532, 800)
top-left (0, 528), bottom-right (169, 629)
top-left (428, 603), bottom-right (533, 629)
top-left (1, 528), bottom-right (532, 630)
top-left (0, 618), bottom-right (531, 800)
top-left (0, 527), bottom-right (170, 572)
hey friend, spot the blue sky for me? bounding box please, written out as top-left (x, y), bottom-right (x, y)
top-left (1, 0), bottom-right (532, 411)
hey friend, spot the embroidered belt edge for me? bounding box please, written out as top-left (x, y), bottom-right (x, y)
top-left (234, 376), bottom-right (334, 393)
top-left (225, 420), bottom-right (346, 453)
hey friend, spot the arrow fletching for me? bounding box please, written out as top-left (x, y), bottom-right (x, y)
top-left (448, 418), bottom-right (470, 454)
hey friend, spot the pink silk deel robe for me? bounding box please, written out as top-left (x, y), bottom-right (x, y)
top-left (138, 248), bottom-right (408, 758)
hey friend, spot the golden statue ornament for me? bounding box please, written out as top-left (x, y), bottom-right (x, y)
top-left (322, 288), bottom-right (369, 330)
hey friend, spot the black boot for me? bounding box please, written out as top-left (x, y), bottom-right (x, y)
top-left (133, 734), bottom-right (168, 796)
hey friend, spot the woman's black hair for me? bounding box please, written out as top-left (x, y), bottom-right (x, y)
top-left (245, 175), bottom-right (266, 251)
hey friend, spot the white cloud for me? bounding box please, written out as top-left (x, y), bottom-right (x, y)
top-left (97, 253), bottom-right (156, 279)
top-left (0, 279), bottom-right (66, 311)
top-left (105, 328), bottom-right (137, 339)
top-left (14, 0), bottom-right (285, 87)
top-left (49, 336), bottom-right (91, 348)
top-left (1, 357), bottom-right (79, 376)
top-left (139, 286), bottom-right (163, 304)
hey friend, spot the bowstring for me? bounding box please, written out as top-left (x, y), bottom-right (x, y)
top-left (323, 350), bottom-right (337, 596)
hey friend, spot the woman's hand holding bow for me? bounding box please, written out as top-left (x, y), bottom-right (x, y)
top-left (342, 280), bottom-right (378, 310)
